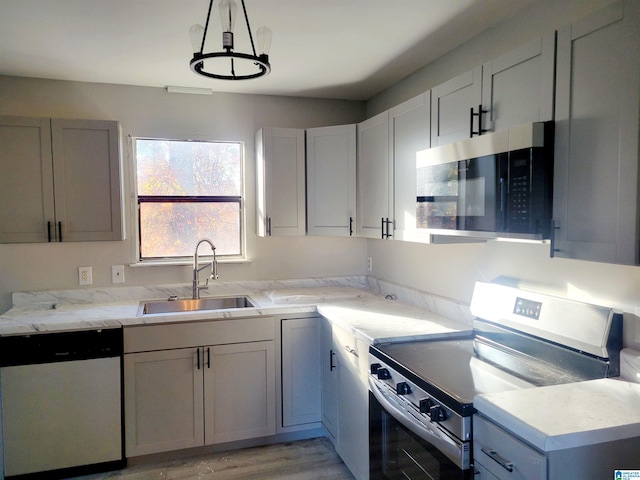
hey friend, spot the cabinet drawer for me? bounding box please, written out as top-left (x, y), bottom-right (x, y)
top-left (474, 414), bottom-right (546, 480)
top-left (124, 317), bottom-right (275, 353)
top-left (331, 323), bottom-right (369, 382)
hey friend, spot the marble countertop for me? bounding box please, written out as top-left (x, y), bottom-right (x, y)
top-left (474, 378), bottom-right (640, 452)
top-left (0, 279), bottom-right (472, 345)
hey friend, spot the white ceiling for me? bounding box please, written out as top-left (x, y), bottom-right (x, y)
top-left (0, 0), bottom-right (535, 101)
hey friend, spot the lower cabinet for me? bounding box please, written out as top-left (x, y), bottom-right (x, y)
top-left (321, 317), bottom-right (369, 480)
top-left (281, 316), bottom-right (322, 428)
top-left (124, 318), bottom-right (276, 457)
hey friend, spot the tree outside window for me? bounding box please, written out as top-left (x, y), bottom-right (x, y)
top-left (135, 138), bottom-right (243, 259)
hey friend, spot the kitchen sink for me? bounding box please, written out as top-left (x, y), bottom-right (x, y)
top-left (138, 296), bottom-right (255, 316)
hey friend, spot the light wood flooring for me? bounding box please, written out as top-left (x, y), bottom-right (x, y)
top-left (69, 437), bottom-right (355, 480)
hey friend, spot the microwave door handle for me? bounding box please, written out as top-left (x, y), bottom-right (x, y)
top-left (500, 177), bottom-right (507, 230)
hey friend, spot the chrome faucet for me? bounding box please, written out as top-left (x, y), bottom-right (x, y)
top-left (193, 238), bottom-right (218, 299)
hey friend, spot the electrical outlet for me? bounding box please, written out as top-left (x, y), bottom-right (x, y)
top-left (112, 265), bottom-right (125, 284)
top-left (367, 256), bottom-right (373, 272)
top-left (79, 266), bottom-right (92, 285)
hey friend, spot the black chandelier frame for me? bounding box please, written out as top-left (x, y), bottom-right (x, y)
top-left (190, 0), bottom-right (271, 81)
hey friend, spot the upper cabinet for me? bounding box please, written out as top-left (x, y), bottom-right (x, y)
top-left (389, 92), bottom-right (431, 241)
top-left (431, 67), bottom-right (482, 146)
top-left (357, 111), bottom-right (392, 239)
top-left (306, 125), bottom-right (356, 237)
top-left (256, 128), bottom-right (306, 237)
top-left (552, 0), bottom-right (640, 264)
top-left (431, 33), bottom-right (555, 147)
top-left (481, 33), bottom-right (556, 133)
top-left (0, 116), bottom-right (124, 243)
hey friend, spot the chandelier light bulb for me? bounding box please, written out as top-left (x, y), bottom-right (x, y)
top-left (219, 0), bottom-right (237, 33)
top-left (256, 26), bottom-right (272, 56)
top-left (189, 24), bottom-right (205, 54)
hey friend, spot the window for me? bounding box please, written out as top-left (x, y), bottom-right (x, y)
top-left (135, 138), bottom-right (243, 260)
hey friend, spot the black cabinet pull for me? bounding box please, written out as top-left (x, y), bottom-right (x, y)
top-left (550, 219), bottom-right (561, 258)
top-left (381, 218), bottom-right (393, 239)
top-left (206, 347), bottom-right (211, 368)
top-left (349, 216), bottom-right (353, 236)
top-left (47, 221), bottom-right (52, 242)
top-left (329, 349), bottom-right (336, 371)
top-left (57, 221), bottom-right (62, 242)
top-left (196, 348), bottom-right (201, 370)
top-left (267, 217), bottom-right (272, 236)
top-left (470, 104), bottom-right (489, 137)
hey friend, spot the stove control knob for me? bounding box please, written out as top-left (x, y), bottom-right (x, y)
top-left (377, 368), bottom-right (391, 380)
top-left (419, 398), bottom-right (434, 414)
top-left (370, 363), bottom-right (382, 375)
top-left (396, 382), bottom-right (412, 395)
top-left (430, 405), bottom-right (447, 422)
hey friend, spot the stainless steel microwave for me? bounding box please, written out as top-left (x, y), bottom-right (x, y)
top-left (416, 122), bottom-right (553, 240)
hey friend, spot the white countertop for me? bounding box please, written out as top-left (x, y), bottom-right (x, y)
top-left (474, 378), bottom-right (640, 452)
top-left (0, 281), bottom-right (472, 345)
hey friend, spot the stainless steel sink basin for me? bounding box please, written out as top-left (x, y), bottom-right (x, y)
top-left (138, 296), bottom-right (255, 316)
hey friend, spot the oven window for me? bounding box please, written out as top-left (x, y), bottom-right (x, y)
top-left (370, 393), bottom-right (472, 480)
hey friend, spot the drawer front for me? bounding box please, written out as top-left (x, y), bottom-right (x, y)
top-left (124, 317), bottom-right (275, 353)
top-left (473, 414), bottom-right (546, 480)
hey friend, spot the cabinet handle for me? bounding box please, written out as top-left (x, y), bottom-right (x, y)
top-left (196, 348), bottom-right (201, 370)
top-left (267, 217), bottom-right (272, 236)
top-left (550, 219), bottom-right (560, 258)
top-left (381, 217), bottom-right (385, 239)
top-left (349, 216), bottom-right (353, 236)
top-left (470, 104), bottom-right (489, 137)
top-left (481, 447), bottom-right (514, 472)
top-left (57, 221), bottom-right (62, 242)
top-left (206, 347), bottom-right (211, 369)
top-left (47, 221), bottom-right (52, 242)
top-left (329, 349), bottom-right (336, 371)
top-left (381, 218), bottom-right (393, 239)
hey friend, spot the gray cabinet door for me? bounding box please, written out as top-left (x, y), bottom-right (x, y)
top-left (357, 111), bottom-right (392, 238)
top-left (552, 1), bottom-right (640, 264)
top-left (481, 33), bottom-right (555, 133)
top-left (0, 117), bottom-right (54, 243)
top-left (306, 125), bottom-right (356, 237)
top-left (321, 318), bottom-right (338, 440)
top-left (431, 66), bottom-right (482, 146)
top-left (51, 119), bottom-right (123, 241)
top-left (389, 92), bottom-right (431, 241)
top-left (256, 127), bottom-right (306, 236)
top-left (281, 317), bottom-right (322, 427)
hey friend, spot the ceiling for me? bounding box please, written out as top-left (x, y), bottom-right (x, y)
top-left (0, 0), bottom-right (535, 101)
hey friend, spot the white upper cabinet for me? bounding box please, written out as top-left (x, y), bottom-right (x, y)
top-left (0, 116), bottom-right (124, 243)
top-left (256, 127), bottom-right (306, 237)
top-left (431, 33), bottom-right (555, 147)
top-left (357, 111), bottom-right (393, 239)
top-left (431, 66), bottom-right (482, 146)
top-left (306, 124), bottom-right (356, 237)
top-left (481, 32), bottom-right (556, 133)
top-left (552, 0), bottom-right (640, 264)
top-left (389, 92), bottom-right (431, 241)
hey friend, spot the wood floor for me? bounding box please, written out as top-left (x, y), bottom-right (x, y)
top-left (69, 437), bottom-right (355, 480)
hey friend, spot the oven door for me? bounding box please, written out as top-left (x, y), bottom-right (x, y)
top-left (369, 388), bottom-right (472, 480)
top-left (416, 154), bottom-right (507, 233)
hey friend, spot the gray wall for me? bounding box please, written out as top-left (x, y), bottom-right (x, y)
top-left (0, 76), bottom-right (368, 313)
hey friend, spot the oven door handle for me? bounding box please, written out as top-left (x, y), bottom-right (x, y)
top-left (369, 376), bottom-right (466, 470)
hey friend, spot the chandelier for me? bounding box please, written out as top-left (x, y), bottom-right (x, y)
top-left (189, 0), bottom-right (272, 80)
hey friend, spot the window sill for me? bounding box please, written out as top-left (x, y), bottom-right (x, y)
top-left (130, 258), bottom-right (253, 268)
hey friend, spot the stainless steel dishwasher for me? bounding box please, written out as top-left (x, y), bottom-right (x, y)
top-left (0, 328), bottom-right (124, 478)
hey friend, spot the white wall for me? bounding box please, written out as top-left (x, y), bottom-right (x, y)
top-left (365, 0), bottom-right (640, 349)
top-left (0, 76), bottom-right (368, 313)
